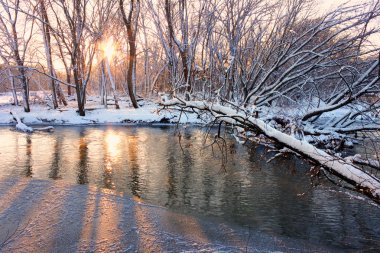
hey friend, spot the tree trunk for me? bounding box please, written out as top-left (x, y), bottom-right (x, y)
top-left (163, 99), bottom-right (380, 202)
top-left (73, 67), bottom-right (85, 116)
top-left (39, 0), bottom-right (58, 109)
top-left (55, 74), bottom-right (68, 106)
top-left (165, 0), bottom-right (192, 100)
top-left (11, 21), bottom-right (30, 112)
top-left (99, 60), bottom-right (108, 107)
top-left (105, 58), bottom-right (120, 109)
top-left (180, 50), bottom-right (191, 100)
top-left (19, 69), bottom-right (30, 112)
top-left (8, 70), bottom-right (18, 106)
top-left (67, 73), bottom-right (72, 96)
top-left (120, 0), bottom-right (139, 108)
top-left (127, 41), bottom-right (138, 108)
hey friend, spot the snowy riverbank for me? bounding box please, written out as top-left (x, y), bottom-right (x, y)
top-left (0, 92), bottom-right (351, 127)
top-left (0, 93), bottom-right (202, 126)
top-left (0, 178), bottom-right (336, 253)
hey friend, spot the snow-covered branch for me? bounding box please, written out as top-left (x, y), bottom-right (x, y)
top-left (163, 99), bottom-right (380, 201)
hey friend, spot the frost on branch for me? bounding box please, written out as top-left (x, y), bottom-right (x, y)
top-left (162, 99), bottom-right (380, 202)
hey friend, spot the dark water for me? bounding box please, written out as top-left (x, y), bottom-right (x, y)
top-left (0, 126), bottom-right (379, 251)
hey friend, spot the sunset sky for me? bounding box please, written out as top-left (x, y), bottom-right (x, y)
top-left (320, 0), bottom-right (363, 11)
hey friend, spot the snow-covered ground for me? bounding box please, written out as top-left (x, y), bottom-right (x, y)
top-left (0, 92), bottom-right (359, 127)
top-left (0, 178), bottom-right (334, 253)
top-left (0, 92), bottom-right (200, 126)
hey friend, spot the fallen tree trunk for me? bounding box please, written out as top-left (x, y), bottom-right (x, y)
top-left (162, 99), bottom-right (380, 202)
top-left (33, 126), bottom-right (55, 132)
top-left (10, 111), bottom-right (33, 133)
top-left (10, 111), bottom-right (54, 133)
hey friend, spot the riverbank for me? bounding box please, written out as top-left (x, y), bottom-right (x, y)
top-left (0, 178), bottom-right (333, 253)
top-left (0, 92), bottom-right (350, 128)
top-left (0, 93), bottom-right (200, 126)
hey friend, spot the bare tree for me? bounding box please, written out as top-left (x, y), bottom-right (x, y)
top-left (38, 0), bottom-right (67, 108)
top-left (162, 0), bottom-right (380, 202)
top-left (49, 0), bottom-right (97, 116)
top-left (120, 0), bottom-right (139, 108)
top-left (165, 0), bottom-right (206, 100)
top-left (0, 0), bottom-right (35, 112)
top-left (89, 0), bottom-right (119, 108)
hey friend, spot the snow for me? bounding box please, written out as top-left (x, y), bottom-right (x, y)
top-left (0, 178), bottom-right (327, 252)
top-left (164, 99), bottom-right (380, 200)
top-left (15, 122), bottom-right (33, 133)
top-left (0, 93), bottom-right (201, 126)
top-left (345, 154), bottom-right (380, 170)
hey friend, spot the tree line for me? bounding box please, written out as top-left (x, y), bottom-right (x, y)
top-left (0, 0), bottom-right (379, 115)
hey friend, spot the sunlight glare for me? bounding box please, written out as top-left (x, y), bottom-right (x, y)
top-left (101, 38), bottom-right (115, 61)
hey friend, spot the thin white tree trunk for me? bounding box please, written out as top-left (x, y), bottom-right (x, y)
top-left (8, 70), bottom-right (18, 106)
top-left (99, 62), bottom-right (107, 107)
top-left (105, 58), bottom-right (119, 109)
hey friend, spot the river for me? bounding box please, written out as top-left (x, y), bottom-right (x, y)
top-left (0, 125), bottom-right (379, 251)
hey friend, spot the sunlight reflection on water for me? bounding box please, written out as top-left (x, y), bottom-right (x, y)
top-left (0, 125), bottom-right (379, 250)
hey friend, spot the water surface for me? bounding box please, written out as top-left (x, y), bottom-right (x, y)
top-left (0, 126), bottom-right (379, 251)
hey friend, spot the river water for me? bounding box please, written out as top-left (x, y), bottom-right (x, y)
top-left (0, 126), bottom-right (379, 251)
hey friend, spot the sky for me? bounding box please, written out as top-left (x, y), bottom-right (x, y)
top-left (319, 0), bottom-right (380, 45)
top-left (319, 0), bottom-right (363, 11)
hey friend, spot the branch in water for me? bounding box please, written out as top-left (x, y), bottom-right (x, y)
top-left (162, 99), bottom-right (380, 202)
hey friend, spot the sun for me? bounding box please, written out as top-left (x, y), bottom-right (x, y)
top-left (101, 38), bottom-right (115, 61)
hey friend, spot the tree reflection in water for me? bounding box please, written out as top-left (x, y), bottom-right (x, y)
top-left (24, 135), bottom-right (33, 178)
top-left (127, 132), bottom-right (141, 198)
top-left (0, 126), bottom-right (380, 250)
top-left (77, 129), bottom-right (89, 185)
top-left (49, 137), bottom-right (62, 180)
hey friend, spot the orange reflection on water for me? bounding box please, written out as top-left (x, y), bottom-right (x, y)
top-left (127, 135), bottom-right (138, 161)
top-left (103, 161), bottom-right (114, 190)
top-left (127, 135), bottom-right (141, 198)
top-left (105, 129), bottom-right (122, 162)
